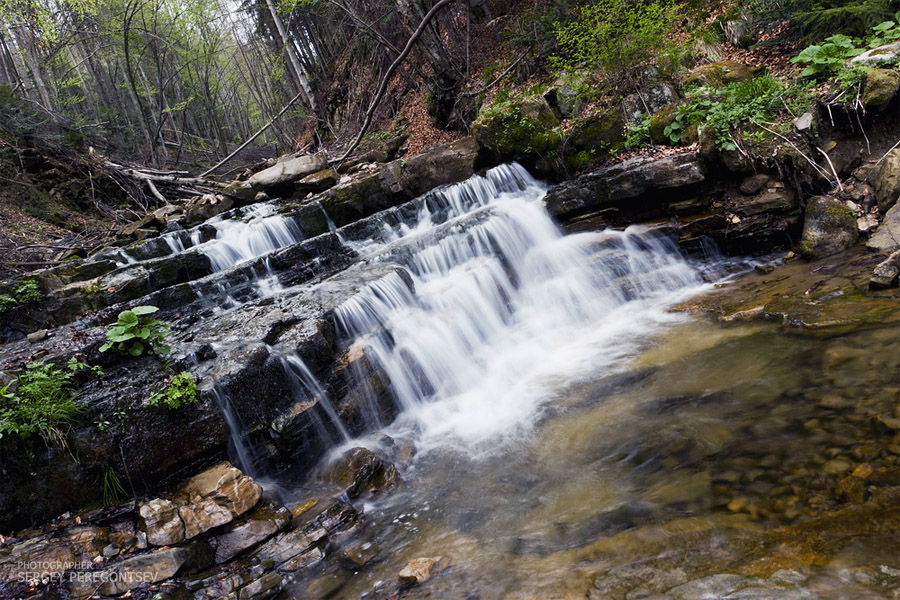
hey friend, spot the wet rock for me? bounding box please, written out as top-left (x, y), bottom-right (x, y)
top-left (176, 462), bottom-right (263, 539)
top-left (0, 535), bottom-right (76, 583)
top-left (545, 153), bottom-right (705, 221)
top-left (140, 498), bottom-right (185, 546)
top-left (740, 174), bottom-right (770, 196)
top-left (140, 462), bottom-right (262, 547)
top-left (835, 475), bottom-right (867, 503)
top-left (398, 556), bottom-right (450, 587)
top-left (684, 60), bottom-right (756, 87)
top-left (340, 541), bottom-right (380, 568)
top-left (861, 69), bottom-right (900, 112)
top-left (237, 571), bottom-right (282, 600)
top-left (793, 112), bottom-right (814, 132)
top-left (870, 250), bottom-right (900, 289)
top-left (296, 168), bottom-right (339, 192)
top-left (327, 447), bottom-right (400, 499)
top-left (867, 204), bottom-right (900, 252)
top-left (378, 137), bottom-right (478, 199)
top-left (666, 573), bottom-right (749, 598)
top-left (797, 196), bottom-right (858, 259)
top-left (211, 499), bottom-right (291, 563)
top-left (823, 458), bottom-right (853, 475)
top-left (869, 148), bottom-right (900, 212)
top-left (26, 329), bottom-right (48, 343)
top-left (70, 547), bottom-right (187, 597)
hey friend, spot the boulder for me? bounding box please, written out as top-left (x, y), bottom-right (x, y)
top-left (797, 196), bottom-right (859, 259)
top-left (649, 103), bottom-right (680, 143)
top-left (295, 168), bottom-right (339, 192)
top-left (868, 203), bottom-right (900, 252)
top-left (378, 137), bottom-right (478, 199)
top-left (246, 155), bottom-right (328, 189)
top-left (139, 462), bottom-right (262, 546)
top-left (684, 60), bottom-right (755, 88)
top-left (621, 82), bottom-right (679, 125)
top-left (326, 447), bottom-right (400, 499)
top-left (398, 556), bottom-right (450, 587)
top-left (870, 249), bottom-right (900, 289)
top-left (568, 110), bottom-right (626, 153)
top-left (473, 96), bottom-right (562, 160)
top-left (861, 69), bottom-right (900, 112)
top-left (176, 462), bottom-right (263, 539)
top-left (851, 40), bottom-right (900, 66)
top-left (545, 152), bottom-right (706, 221)
top-left (543, 79), bottom-right (586, 119)
top-left (869, 149), bottom-right (900, 212)
top-left (140, 498), bottom-right (186, 546)
top-left (183, 194), bottom-right (234, 225)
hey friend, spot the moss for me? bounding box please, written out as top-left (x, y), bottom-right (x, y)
top-left (473, 96), bottom-right (563, 159)
top-left (649, 104), bottom-right (680, 142)
top-left (861, 68), bottom-right (900, 111)
top-left (569, 110), bottom-right (625, 153)
top-left (684, 60), bottom-right (756, 88)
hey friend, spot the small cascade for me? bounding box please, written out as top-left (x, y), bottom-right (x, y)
top-left (280, 354), bottom-right (350, 444)
top-left (210, 387), bottom-right (264, 479)
top-left (333, 163), bottom-right (708, 450)
top-left (197, 204), bottom-right (304, 272)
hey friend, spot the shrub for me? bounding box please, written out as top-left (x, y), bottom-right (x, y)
top-left (791, 34), bottom-right (866, 78)
top-left (147, 371), bottom-right (198, 409)
top-left (552, 0), bottom-right (685, 86)
top-left (667, 75), bottom-right (794, 149)
top-left (0, 358), bottom-right (103, 447)
top-left (0, 280), bottom-right (42, 313)
top-left (100, 305), bottom-right (170, 356)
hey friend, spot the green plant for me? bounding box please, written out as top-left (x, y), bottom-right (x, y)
top-left (102, 467), bottom-right (126, 506)
top-left (552, 0), bottom-right (685, 86)
top-left (100, 305), bottom-right (170, 356)
top-left (626, 116), bottom-right (652, 148)
top-left (0, 280), bottom-right (42, 312)
top-left (868, 14), bottom-right (900, 45)
top-left (791, 33), bottom-right (866, 78)
top-left (0, 358), bottom-right (103, 447)
top-left (147, 371), bottom-right (198, 409)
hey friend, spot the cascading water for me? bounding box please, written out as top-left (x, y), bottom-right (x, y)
top-left (333, 163), bottom-right (711, 451)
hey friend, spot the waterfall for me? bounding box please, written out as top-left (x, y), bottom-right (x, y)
top-left (280, 354), bottom-right (350, 444)
top-left (333, 163), bottom-right (709, 450)
top-left (196, 204), bottom-right (304, 272)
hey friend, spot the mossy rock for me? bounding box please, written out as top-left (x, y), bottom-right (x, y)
top-left (684, 60), bottom-right (756, 88)
top-left (649, 104), bottom-right (680, 143)
top-left (473, 96), bottom-right (563, 159)
top-left (798, 196), bottom-right (858, 259)
top-left (861, 69), bottom-right (900, 113)
top-left (569, 110), bottom-right (625, 153)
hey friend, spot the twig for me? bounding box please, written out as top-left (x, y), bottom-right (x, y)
top-left (146, 179), bottom-right (167, 204)
top-left (875, 137), bottom-right (900, 164)
top-left (814, 147), bottom-right (844, 191)
top-left (756, 122), bottom-right (832, 180)
top-left (459, 48), bottom-right (531, 98)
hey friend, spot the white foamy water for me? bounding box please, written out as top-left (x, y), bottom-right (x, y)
top-left (196, 204), bottom-right (304, 272)
top-left (334, 164), bottom-right (711, 452)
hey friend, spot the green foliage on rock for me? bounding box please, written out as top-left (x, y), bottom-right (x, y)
top-left (791, 34), bottom-right (866, 77)
top-left (100, 305), bottom-right (171, 357)
top-left (147, 371), bottom-right (198, 409)
top-left (552, 0), bottom-right (685, 85)
top-left (0, 358), bottom-right (103, 447)
top-left (0, 280), bottom-right (42, 313)
top-left (473, 92), bottom-right (562, 158)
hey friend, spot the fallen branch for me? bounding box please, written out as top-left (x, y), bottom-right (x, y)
top-left (199, 90), bottom-right (306, 178)
top-left (814, 147), bottom-right (844, 192)
top-left (459, 48), bottom-right (530, 98)
top-left (146, 179), bottom-right (167, 204)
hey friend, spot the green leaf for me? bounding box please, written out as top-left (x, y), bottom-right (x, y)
top-left (99, 342), bottom-right (113, 352)
top-left (107, 332), bottom-right (136, 342)
top-left (117, 310), bottom-right (138, 327)
top-left (131, 305), bottom-right (159, 316)
top-left (128, 342), bottom-right (144, 356)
